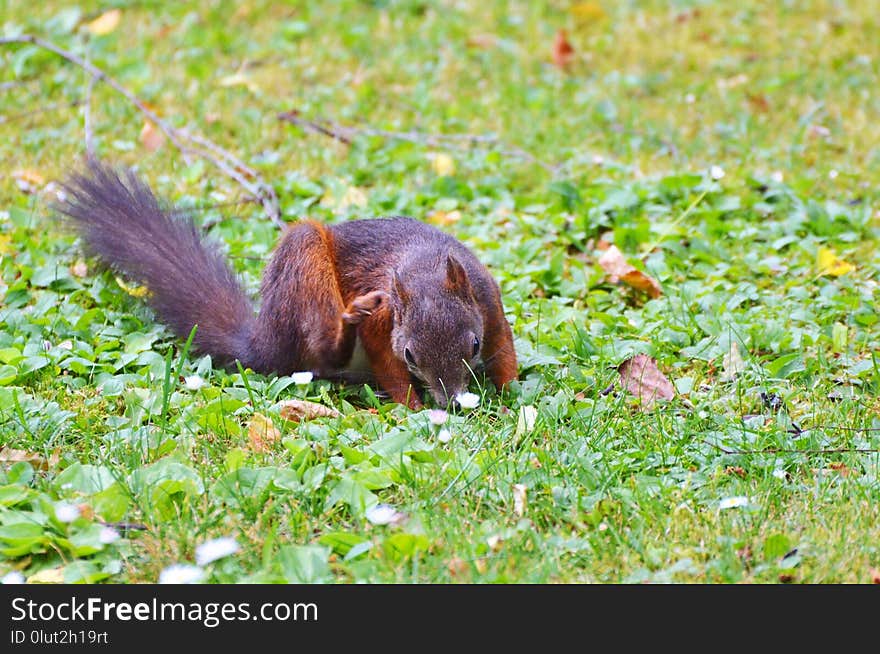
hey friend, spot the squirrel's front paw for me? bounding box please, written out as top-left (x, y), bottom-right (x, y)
top-left (342, 291), bottom-right (389, 325)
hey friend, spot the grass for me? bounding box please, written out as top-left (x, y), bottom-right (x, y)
top-left (1, 0), bottom-right (879, 583)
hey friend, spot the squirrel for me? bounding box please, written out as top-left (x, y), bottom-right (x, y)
top-left (55, 162), bottom-right (518, 409)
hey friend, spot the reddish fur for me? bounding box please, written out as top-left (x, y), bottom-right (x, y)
top-left (358, 306), bottom-right (423, 409)
top-left (58, 163), bottom-right (517, 408)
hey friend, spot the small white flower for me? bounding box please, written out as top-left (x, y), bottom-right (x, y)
top-left (184, 375), bottom-right (205, 390)
top-left (771, 171), bottom-right (784, 183)
top-left (99, 527), bottom-right (120, 544)
top-left (291, 371), bottom-right (314, 385)
top-left (159, 564), bottom-right (204, 584)
top-left (195, 537), bottom-right (240, 566)
top-left (592, 154), bottom-right (605, 166)
top-left (365, 503), bottom-right (405, 526)
top-left (828, 169), bottom-right (839, 179)
top-left (684, 93), bottom-right (696, 104)
top-left (718, 496), bottom-right (751, 510)
top-left (437, 428), bottom-right (452, 443)
top-left (710, 165), bottom-right (725, 180)
top-left (455, 392), bottom-right (480, 410)
top-left (55, 502), bottom-right (80, 523)
top-left (427, 409), bottom-right (448, 425)
top-left (1, 571), bottom-right (26, 584)
top-left (772, 469), bottom-right (788, 480)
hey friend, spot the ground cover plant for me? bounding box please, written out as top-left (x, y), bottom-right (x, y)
top-left (1, 0), bottom-right (879, 584)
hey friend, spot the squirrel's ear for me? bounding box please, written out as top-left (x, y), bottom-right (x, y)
top-left (392, 269), bottom-right (411, 307)
top-left (445, 254), bottom-right (474, 298)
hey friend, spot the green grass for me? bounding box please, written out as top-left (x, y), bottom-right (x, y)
top-left (1, 0), bottom-right (879, 583)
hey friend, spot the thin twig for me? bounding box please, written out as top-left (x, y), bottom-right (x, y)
top-left (278, 109), bottom-right (560, 173)
top-left (83, 57), bottom-right (97, 164)
top-left (0, 99), bottom-right (84, 125)
top-left (702, 440), bottom-right (880, 455)
top-left (1, 34), bottom-right (284, 228)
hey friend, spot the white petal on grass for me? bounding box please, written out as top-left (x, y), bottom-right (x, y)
top-left (718, 496), bottom-right (751, 510)
top-left (437, 428), bottom-right (452, 443)
top-left (771, 171), bottom-right (784, 183)
top-left (159, 564), bottom-right (204, 585)
top-left (195, 537), bottom-right (240, 566)
top-left (291, 371), bottom-right (314, 385)
top-left (455, 392), bottom-right (480, 410)
top-left (184, 375), bottom-right (205, 390)
top-left (512, 484), bottom-right (527, 517)
top-left (55, 502), bottom-right (80, 523)
top-left (1, 571), bottom-right (26, 585)
top-left (828, 169), bottom-right (839, 179)
top-left (99, 527), bottom-right (120, 544)
top-left (365, 503), bottom-right (406, 526)
top-left (515, 405), bottom-right (538, 436)
top-left (710, 165), bottom-right (725, 180)
top-left (772, 469), bottom-right (788, 480)
top-left (428, 409), bottom-right (449, 425)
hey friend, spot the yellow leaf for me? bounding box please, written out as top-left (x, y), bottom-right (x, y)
top-left (431, 153), bottom-right (455, 176)
top-left (570, 2), bottom-right (606, 21)
top-left (28, 568), bottom-right (65, 584)
top-left (86, 9), bottom-right (122, 36)
top-left (247, 413), bottom-right (280, 453)
top-left (0, 233), bottom-right (13, 255)
top-left (817, 247), bottom-right (855, 276)
top-left (339, 186), bottom-right (368, 210)
top-left (115, 276), bottom-right (151, 298)
top-left (427, 209), bottom-right (462, 226)
top-left (140, 121), bottom-right (165, 152)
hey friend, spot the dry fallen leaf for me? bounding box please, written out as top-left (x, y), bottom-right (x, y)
top-left (0, 447), bottom-right (60, 471)
top-left (447, 557), bottom-right (470, 578)
top-left (598, 245), bottom-right (662, 298)
top-left (515, 405), bottom-right (537, 437)
top-left (278, 399), bottom-right (341, 423)
top-left (721, 341), bottom-right (746, 381)
top-left (570, 2), bottom-right (606, 21)
top-left (552, 29), bottom-right (575, 69)
top-left (140, 121), bottom-right (165, 153)
top-left (427, 209), bottom-right (462, 226)
top-left (247, 413), bottom-right (281, 453)
top-left (466, 33), bottom-right (498, 49)
top-left (27, 568), bottom-right (66, 584)
top-left (617, 353), bottom-right (675, 409)
top-left (817, 247), bottom-right (855, 277)
top-left (870, 568), bottom-right (880, 584)
top-left (431, 153), bottom-right (455, 176)
top-left (86, 9), bottom-right (122, 36)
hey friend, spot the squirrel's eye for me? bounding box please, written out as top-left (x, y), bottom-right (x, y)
top-left (472, 336), bottom-right (480, 357)
top-left (404, 347), bottom-right (416, 367)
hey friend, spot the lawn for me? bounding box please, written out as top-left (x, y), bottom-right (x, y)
top-left (1, 0), bottom-right (879, 584)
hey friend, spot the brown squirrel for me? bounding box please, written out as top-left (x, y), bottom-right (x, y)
top-left (56, 162), bottom-right (518, 409)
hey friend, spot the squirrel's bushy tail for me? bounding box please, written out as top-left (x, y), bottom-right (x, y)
top-left (57, 162), bottom-right (256, 367)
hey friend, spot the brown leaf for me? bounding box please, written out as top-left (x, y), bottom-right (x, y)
top-left (620, 269), bottom-right (662, 299)
top-left (0, 446), bottom-right (60, 471)
top-left (870, 568), bottom-right (880, 584)
top-left (466, 33), bottom-right (498, 49)
top-left (140, 121), bottom-right (165, 152)
top-left (617, 354), bottom-right (675, 409)
top-left (552, 29), bottom-right (575, 69)
top-left (447, 557), bottom-right (470, 578)
top-left (247, 413), bottom-right (280, 453)
top-left (278, 399), bottom-right (341, 423)
top-left (724, 466), bottom-right (747, 478)
top-left (598, 245), bottom-right (662, 297)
